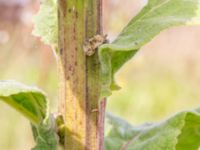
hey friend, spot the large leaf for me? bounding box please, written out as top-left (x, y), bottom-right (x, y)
top-left (0, 80), bottom-right (47, 125)
top-left (105, 110), bottom-right (200, 150)
top-left (99, 0), bottom-right (200, 97)
top-left (32, 0), bottom-right (58, 50)
top-left (0, 81), bottom-right (59, 149)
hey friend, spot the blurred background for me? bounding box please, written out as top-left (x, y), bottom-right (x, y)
top-left (0, 0), bottom-right (200, 149)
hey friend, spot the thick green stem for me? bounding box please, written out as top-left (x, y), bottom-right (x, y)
top-left (57, 0), bottom-right (104, 150)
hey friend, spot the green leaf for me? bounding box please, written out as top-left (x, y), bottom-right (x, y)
top-left (99, 0), bottom-right (200, 97)
top-left (0, 80), bottom-right (47, 125)
top-left (32, 0), bottom-right (58, 50)
top-left (105, 109), bottom-right (200, 150)
top-left (31, 115), bottom-right (59, 150)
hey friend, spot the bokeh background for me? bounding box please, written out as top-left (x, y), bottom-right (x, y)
top-left (1, 0), bottom-right (200, 149)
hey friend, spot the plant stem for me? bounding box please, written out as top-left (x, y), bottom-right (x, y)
top-left (57, 0), bottom-right (105, 150)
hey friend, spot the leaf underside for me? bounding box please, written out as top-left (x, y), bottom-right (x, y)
top-left (105, 109), bottom-right (200, 150)
top-left (0, 80), bottom-right (47, 125)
